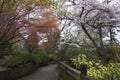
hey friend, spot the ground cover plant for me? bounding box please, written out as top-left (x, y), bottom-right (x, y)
top-left (71, 54), bottom-right (120, 80)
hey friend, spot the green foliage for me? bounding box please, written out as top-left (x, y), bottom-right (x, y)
top-left (71, 54), bottom-right (120, 80)
top-left (32, 53), bottom-right (48, 64)
top-left (31, 49), bottom-right (48, 64)
top-left (78, 43), bottom-right (99, 61)
top-left (0, 52), bottom-right (4, 58)
top-left (4, 50), bottom-right (49, 68)
top-left (64, 43), bottom-right (98, 61)
top-left (47, 54), bottom-right (58, 63)
top-left (4, 52), bottom-right (32, 68)
top-left (65, 47), bottom-right (81, 61)
top-left (105, 43), bottom-right (120, 62)
top-left (0, 40), bottom-right (13, 57)
top-left (58, 44), bottom-right (82, 61)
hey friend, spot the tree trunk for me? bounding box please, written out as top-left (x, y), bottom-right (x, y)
top-left (81, 23), bottom-right (108, 63)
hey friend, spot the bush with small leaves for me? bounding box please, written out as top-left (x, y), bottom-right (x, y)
top-left (4, 53), bottom-right (32, 68)
top-left (71, 54), bottom-right (120, 80)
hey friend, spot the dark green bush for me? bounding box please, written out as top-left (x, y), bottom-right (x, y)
top-left (4, 48), bottom-right (58, 68)
top-left (47, 54), bottom-right (58, 63)
top-left (0, 52), bottom-right (4, 58)
top-left (4, 53), bottom-right (32, 68)
top-left (57, 45), bottom-right (81, 61)
top-left (32, 53), bottom-right (48, 64)
top-left (59, 43), bottom-right (98, 62)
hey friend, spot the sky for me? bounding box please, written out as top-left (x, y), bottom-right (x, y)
top-left (99, 0), bottom-right (104, 2)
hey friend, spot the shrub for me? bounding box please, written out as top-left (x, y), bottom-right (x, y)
top-left (4, 53), bottom-right (32, 68)
top-left (66, 43), bottom-right (99, 61)
top-left (32, 53), bottom-right (48, 64)
top-left (47, 54), bottom-right (58, 63)
top-left (71, 54), bottom-right (120, 80)
top-left (4, 49), bottom-right (57, 68)
top-left (58, 46), bottom-right (86, 62)
top-left (0, 52), bottom-right (4, 57)
top-left (65, 48), bottom-right (81, 60)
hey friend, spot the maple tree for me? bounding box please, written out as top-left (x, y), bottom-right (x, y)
top-left (24, 11), bottom-right (60, 53)
top-left (0, 0), bottom-right (23, 55)
top-left (0, 0), bottom-right (60, 54)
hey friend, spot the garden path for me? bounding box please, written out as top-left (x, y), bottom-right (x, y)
top-left (17, 64), bottom-right (58, 80)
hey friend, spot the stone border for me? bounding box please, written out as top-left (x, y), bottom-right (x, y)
top-left (0, 63), bottom-right (39, 80)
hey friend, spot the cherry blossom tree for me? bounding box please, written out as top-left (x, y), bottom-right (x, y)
top-left (55, 0), bottom-right (120, 62)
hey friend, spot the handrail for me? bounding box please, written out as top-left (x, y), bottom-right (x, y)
top-left (59, 62), bottom-right (95, 80)
top-left (59, 62), bottom-right (80, 80)
top-left (60, 62), bottom-right (80, 74)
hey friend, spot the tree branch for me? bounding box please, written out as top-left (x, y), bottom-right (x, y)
top-left (81, 23), bottom-right (98, 49)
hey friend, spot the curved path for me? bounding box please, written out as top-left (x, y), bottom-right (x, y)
top-left (17, 64), bottom-right (58, 80)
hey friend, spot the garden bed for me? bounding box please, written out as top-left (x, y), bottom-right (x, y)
top-left (70, 54), bottom-right (120, 80)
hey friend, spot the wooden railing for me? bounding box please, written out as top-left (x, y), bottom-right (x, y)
top-left (58, 62), bottom-right (95, 80)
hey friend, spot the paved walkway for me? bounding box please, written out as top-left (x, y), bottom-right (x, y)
top-left (17, 64), bottom-right (58, 80)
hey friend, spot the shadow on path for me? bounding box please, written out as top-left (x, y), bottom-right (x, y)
top-left (17, 64), bottom-right (58, 80)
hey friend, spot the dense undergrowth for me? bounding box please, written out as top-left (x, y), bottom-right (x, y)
top-left (71, 54), bottom-right (120, 80)
top-left (3, 51), bottom-right (57, 68)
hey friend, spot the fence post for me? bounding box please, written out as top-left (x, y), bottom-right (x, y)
top-left (80, 64), bottom-right (87, 80)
